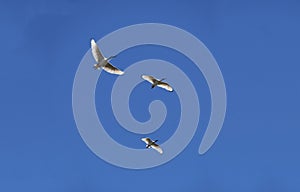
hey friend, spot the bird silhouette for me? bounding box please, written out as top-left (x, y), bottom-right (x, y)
top-left (141, 75), bottom-right (173, 92)
top-left (141, 138), bottom-right (163, 154)
top-left (91, 39), bottom-right (124, 75)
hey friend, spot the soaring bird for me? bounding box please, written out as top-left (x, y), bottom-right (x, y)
top-left (90, 39), bottom-right (124, 75)
top-left (141, 75), bottom-right (173, 92)
top-left (141, 138), bottom-right (163, 154)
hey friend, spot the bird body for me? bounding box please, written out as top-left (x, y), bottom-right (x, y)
top-left (91, 39), bottom-right (124, 75)
top-left (141, 138), bottom-right (163, 154)
top-left (142, 75), bottom-right (173, 92)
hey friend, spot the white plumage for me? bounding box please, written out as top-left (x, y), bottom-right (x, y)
top-left (91, 39), bottom-right (124, 75)
top-left (141, 75), bottom-right (173, 92)
top-left (141, 137), bottom-right (163, 154)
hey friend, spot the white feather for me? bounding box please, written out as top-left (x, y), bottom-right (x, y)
top-left (141, 74), bottom-right (173, 92)
top-left (142, 75), bottom-right (156, 84)
top-left (151, 144), bottom-right (163, 154)
top-left (90, 38), bottom-right (124, 75)
top-left (141, 137), bottom-right (163, 154)
top-left (102, 63), bottom-right (124, 75)
top-left (90, 39), bottom-right (104, 63)
top-left (157, 82), bottom-right (173, 92)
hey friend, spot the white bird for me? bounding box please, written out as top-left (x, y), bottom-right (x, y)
top-left (141, 138), bottom-right (163, 154)
top-left (90, 39), bottom-right (124, 75)
top-left (141, 75), bottom-right (173, 92)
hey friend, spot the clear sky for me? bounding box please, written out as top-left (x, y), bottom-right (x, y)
top-left (1, 0), bottom-right (300, 191)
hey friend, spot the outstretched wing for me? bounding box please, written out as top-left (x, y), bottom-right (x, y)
top-left (157, 82), bottom-right (173, 92)
top-left (141, 138), bottom-right (152, 145)
top-left (91, 39), bottom-right (104, 63)
top-left (151, 143), bottom-right (163, 154)
top-left (142, 75), bottom-right (157, 84)
top-left (102, 63), bottom-right (124, 75)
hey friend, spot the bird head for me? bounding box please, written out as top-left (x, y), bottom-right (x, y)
top-left (107, 55), bottom-right (117, 61)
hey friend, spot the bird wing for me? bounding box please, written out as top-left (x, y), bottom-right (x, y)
top-left (157, 82), bottom-right (173, 92)
top-left (142, 75), bottom-right (157, 84)
top-left (141, 138), bottom-right (152, 145)
top-left (102, 63), bottom-right (124, 75)
top-left (91, 39), bottom-right (104, 63)
top-left (151, 143), bottom-right (163, 154)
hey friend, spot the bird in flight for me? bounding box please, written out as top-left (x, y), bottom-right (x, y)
top-left (90, 39), bottom-right (124, 75)
top-left (141, 75), bottom-right (173, 92)
top-left (141, 137), bottom-right (163, 154)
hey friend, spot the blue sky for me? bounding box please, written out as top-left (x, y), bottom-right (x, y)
top-left (1, 0), bottom-right (300, 191)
